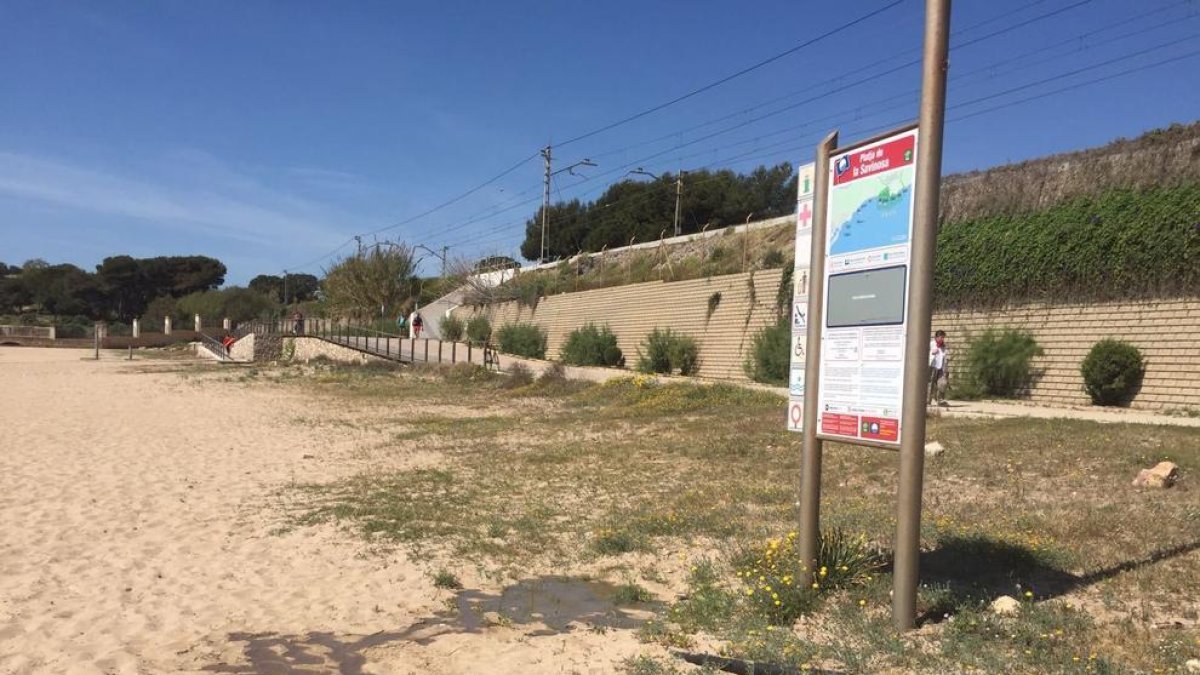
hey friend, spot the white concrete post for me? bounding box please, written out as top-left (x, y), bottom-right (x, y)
top-left (194, 314), bottom-right (202, 332)
top-left (48, 326), bottom-right (56, 340)
top-left (164, 316), bottom-right (172, 335)
top-left (132, 319), bottom-right (140, 338)
top-left (223, 317), bottom-right (231, 330)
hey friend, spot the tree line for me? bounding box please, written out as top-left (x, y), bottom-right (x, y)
top-left (0, 255), bottom-right (326, 325)
top-left (1, 247), bottom-right (436, 330)
top-left (520, 163), bottom-right (798, 261)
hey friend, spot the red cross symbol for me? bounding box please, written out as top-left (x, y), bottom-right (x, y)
top-left (798, 201), bottom-right (813, 228)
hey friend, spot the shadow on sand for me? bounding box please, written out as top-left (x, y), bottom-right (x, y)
top-left (915, 533), bottom-right (1200, 625)
top-left (200, 575), bottom-right (658, 674)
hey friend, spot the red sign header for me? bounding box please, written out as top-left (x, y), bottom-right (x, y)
top-left (832, 132), bottom-right (916, 186)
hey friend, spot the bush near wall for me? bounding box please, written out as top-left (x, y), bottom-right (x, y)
top-left (745, 318), bottom-right (790, 385)
top-left (953, 328), bottom-right (1043, 399)
top-left (440, 315), bottom-right (464, 341)
top-left (496, 322), bottom-right (548, 359)
top-left (466, 315), bottom-right (492, 345)
top-left (934, 184), bottom-right (1200, 309)
top-left (636, 328), bottom-right (700, 376)
top-left (1081, 339), bottom-right (1144, 406)
top-left (560, 323), bottom-right (624, 367)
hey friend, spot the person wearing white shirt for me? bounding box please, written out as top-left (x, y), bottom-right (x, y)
top-left (928, 329), bottom-right (949, 406)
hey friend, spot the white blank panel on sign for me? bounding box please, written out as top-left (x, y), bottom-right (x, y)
top-left (825, 265), bottom-right (907, 328)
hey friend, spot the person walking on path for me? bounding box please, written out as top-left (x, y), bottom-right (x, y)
top-left (928, 329), bottom-right (949, 406)
top-left (412, 312), bottom-right (424, 339)
top-left (291, 309), bottom-right (304, 336)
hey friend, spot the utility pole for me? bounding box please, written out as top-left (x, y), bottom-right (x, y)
top-left (538, 147), bottom-right (596, 264)
top-left (441, 246), bottom-right (449, 278)
top-left (540, 145), bottom-right (552, 264)
top-left (355, 235), bottom-right (363, 257)
top-left (673, 171), bottom-right (686, 237)
top-left (893, 0), bottom-right (951, 631)
top-left (282, 269), bottom-right (289, 306)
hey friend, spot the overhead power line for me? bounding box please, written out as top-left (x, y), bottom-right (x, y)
top-left (442, 32), bottom-right (1200, 255)
top-left (420, 0), bottom-right (1135, 245)
top-left (553, 0), bottom-right (907, 149)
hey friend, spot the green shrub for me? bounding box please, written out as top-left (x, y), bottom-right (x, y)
top-left (745, 318), bottom-right (790, 385)
top-left (636, 328), bottom-right (700, 376)
top-left (440, 315), bottom-right (464, 341)
top-left (560, 323), bottom-right (624, 367)
top-left (431, 568), bottom-right (462, 590)
top-left (958, 328), bottom-right (1043, 398)
top-left (495, 322), bottom-right (547, 359)
top-left (465, 315), bottom-right (492, 345)
top-left (760, 249), bottom-right (786, 268)
top-left (1081, 339), bottom-right (1144, 406)
top-left (671, 334), bottom-right (701, 376)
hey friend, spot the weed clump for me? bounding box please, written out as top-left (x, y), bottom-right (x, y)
top-left (737, 529), bottom-right (885, 624)
top-left (611, 582), bottom-right (654, 605)
top-left (501, 363), bottom-right (534, 389)
top-left (432, 568), bottom-right (462, 589)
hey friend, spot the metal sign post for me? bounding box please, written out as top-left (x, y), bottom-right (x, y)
top-left (795, 135), bottom-right (836, 587)
top-left (789, 0), bottom-right (950, 629)
top-left (893, 0), bottom-right (951, 630)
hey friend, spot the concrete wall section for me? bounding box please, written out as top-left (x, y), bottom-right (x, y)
top-left (229, 334), bottom-right (254, 362)
top-left (457, 269), bottom-right (786, 381)
top-left (289, 337), bottom-right (383, 364)
top-left (934, 299), bottom-right (1200, 410)
top-left (458, 269), bottom-right (1198, 410)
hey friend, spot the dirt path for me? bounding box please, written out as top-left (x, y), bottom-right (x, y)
top-left (0, 348), bottom-right (644, 674)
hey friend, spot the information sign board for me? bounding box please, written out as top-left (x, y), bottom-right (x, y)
top-left (815, 128), bottom-right (918, 446)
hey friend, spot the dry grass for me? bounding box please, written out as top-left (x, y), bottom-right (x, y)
top-left (260, 362), bottom-right (1198, 673)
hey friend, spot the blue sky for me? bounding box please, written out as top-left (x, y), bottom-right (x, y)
top-left (2, 0), bottom-right (1198, 284)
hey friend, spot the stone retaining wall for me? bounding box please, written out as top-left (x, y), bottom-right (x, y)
top-left (458, 270), bottom-right (1199, 410)
top-left (288, 337), bottom-right (383, 364)
top-left (458, 269), bottom-right (786, 381)
top-left (934, 299), bottom-right (1200, 410)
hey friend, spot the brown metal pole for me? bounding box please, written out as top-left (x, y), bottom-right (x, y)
top-left (798, 131), bottom-right (838, 588)
top-left (894, 0), bottom-right (951, 631)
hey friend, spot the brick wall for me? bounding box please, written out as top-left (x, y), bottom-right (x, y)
top-left (934, 299), bottom-right (1200, 410)
top-left (459, 272), bottom-right (1199, 411)
top-left (458, 269), bottom-right (786, 381)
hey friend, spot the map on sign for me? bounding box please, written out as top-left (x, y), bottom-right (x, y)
top-left (827, 167), bottom-right (914, 256)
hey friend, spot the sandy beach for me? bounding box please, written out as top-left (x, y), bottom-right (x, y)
top-left (0, 348), bottom-right (643, 674)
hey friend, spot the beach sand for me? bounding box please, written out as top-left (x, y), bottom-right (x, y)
top-left (0, 348), bottom-right (645, 674)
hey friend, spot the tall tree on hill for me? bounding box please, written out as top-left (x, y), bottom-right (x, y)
top-left (321, 245), bottom-right (419, 321)
top-left (249, 273), bottom-right (319, 303)
top-left (23, 263), bottom-right (102, 317)
top-left (521, 162), bottom-right (797, 261)
top-left (95, 255), bottom-right (148, 322)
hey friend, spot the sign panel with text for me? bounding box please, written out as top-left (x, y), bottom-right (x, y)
top-left (816, 128), bottom-right (918, 446)
top-left (786, 162), bottom-right (816, 433)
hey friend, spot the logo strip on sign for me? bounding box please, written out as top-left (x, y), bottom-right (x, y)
top-left (786, 162), bottom-right (816, 433)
